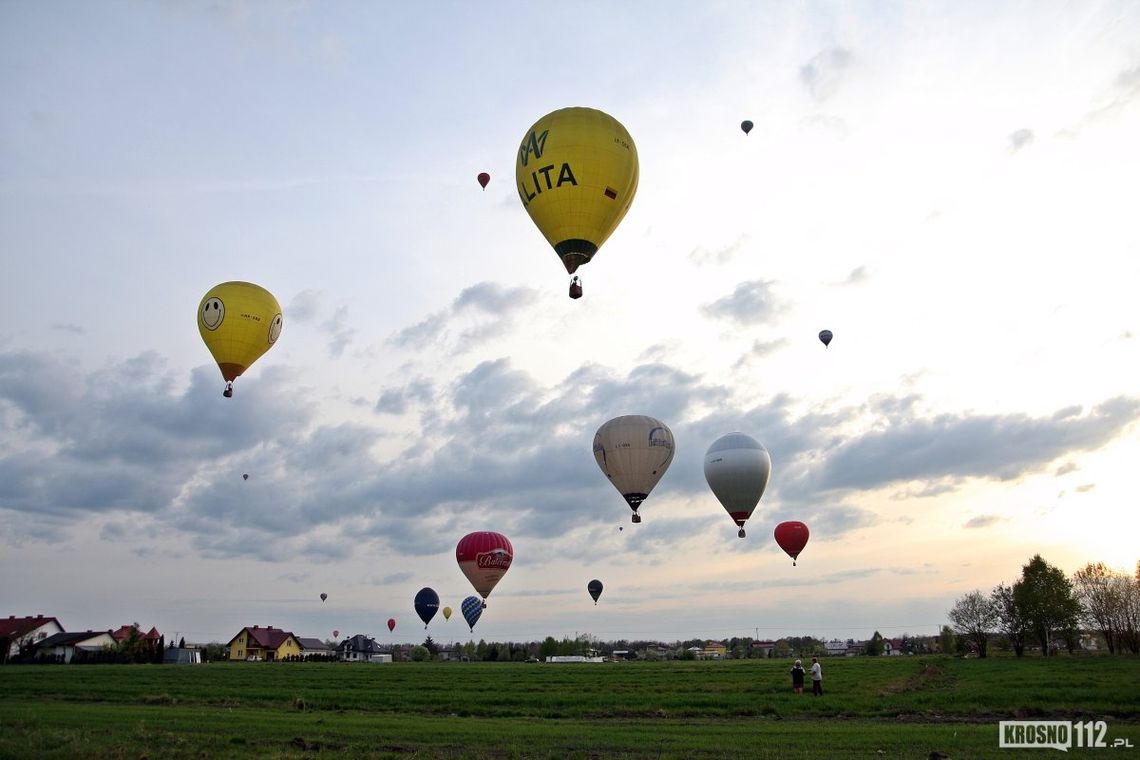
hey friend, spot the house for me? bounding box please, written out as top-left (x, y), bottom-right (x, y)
top-left (437, 646), bottom-right (461, 662)
top-left (885, 638), bottom-right (905, 655)
top-left (338, 634), bottom-right (389, 663)
top-left (703, 641), bottom-right (727, 659)
top-left (751, 640), bottom-right (776, 658)
top-left (825, 639), bottom-right (847, 656)
top-left (110, 624), bottom-right (162, 646)
top-left (0, 615), bottom-right (65, 662)
top-left (226, 626), bottom-right (302, 662)
top-left (36, 630), bottom-right (117, 663)
top-left (845, 643), bottom-right (863, 657)
top-left (297, 637), bottom-right (332, 659)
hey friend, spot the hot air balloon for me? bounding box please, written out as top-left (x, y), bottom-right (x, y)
top-left (198, 281), bottom-right (282, 397)
top-left (442, 606), bottom-right (452, 621)
top-left (242, 473), bottom-right (249, 481)
top-left (516, 107), bottom-right (639, 299)
top-left (593, 415), bottom-right (675, 523)
top-left (477, 172), bottom-right (490, 189)
top-left (456, 531), bottom-right (513, 605)
top-left (461, 595), bottom-right (483, 631)
top-left (387, 618), bottom-right (396, 633)
top-left (414, 587), bottom-right (440, 629)
top-left (741, 120), bottom-right (754, 135)
top-left (819, 330), bottom-right (833, 348)
top-left (332, 629), bottom-right (339, 639)
top-left (587, 579), bottom-right (603, 605)
top-left (774, 521), bottom-right (810, 566)
top-left (704, 433), bottom-right (772, 538)
top-left (320, 593), bottom-right (327, 602)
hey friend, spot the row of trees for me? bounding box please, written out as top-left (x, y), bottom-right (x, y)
top-left (948, 555), bottom-right (1139, 657)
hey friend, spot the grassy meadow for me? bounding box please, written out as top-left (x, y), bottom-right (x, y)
top-left (1, 655), bottom-right (1137, 758)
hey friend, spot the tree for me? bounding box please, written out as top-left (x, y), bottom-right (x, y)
top-left (865, 631), bottom-right (884, 656)
top-left (178, 636), bottom-right (186, 649)
top-left (409, 645), bottom-right (430, 662)
top-left (422, 636), bottom-right (438, 656)
top-left (1013, 554), bottom-right (1081, 656)
top-left (938, 625), bottom-right (956, 655)
top-left (992, 582), bottom-right (1028, 656)
top-left (948, 589), bottom-right (997, 657)
top-left (1072, 563), bottom-right (1125, 653)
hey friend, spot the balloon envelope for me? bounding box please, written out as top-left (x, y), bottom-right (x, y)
top-left (587, 579), bottom-right (603, 605)
top-left (819, 330), bottom-right (833, 347)
top-left (414, 587), bottom-right (440, 628)
top-left (593, 415), bottom-right (675, 522)
top-left (477, 172), bottom-right (490, 189)
top-left (456, 531), bottom-right (513, 599)
top-left (704, 433), bottom-right (771, 537)
top-left (516, 107), bottom-right (639, 275)
top-left (332, 630), bottom-right (339, 639)
top-left (774, 521), bottom-right (810, 564)
top-left (442, 606), bottom-right (452, 621)
top-left (320, 593), bottom-right (327, 602)
top-left (741, 120), bottom-right (753, 134)
top-left (197, 281), bottom-right (282, 388)
top-left (387, 618), bottom-right (396, 632)
top-left (242, 473), bottom-right (249, 481)
top-left (461, 595), bottom-right (483, 631)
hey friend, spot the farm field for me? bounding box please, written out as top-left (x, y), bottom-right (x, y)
top-left (1, 656), bottom-right (1137, 759)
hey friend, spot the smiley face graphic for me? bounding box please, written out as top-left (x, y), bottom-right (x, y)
top-left (267, 313), bottom-right (282, 345)
top-left (201, 297), bottom-right (225, 330)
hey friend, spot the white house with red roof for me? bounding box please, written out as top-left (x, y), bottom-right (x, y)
top-left (0, 615), bottom-right (64, 661)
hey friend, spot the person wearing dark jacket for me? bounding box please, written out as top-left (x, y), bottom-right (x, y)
top-left (789, 659), bottom-right (805, 694)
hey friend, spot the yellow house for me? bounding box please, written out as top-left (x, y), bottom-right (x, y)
top-left (226, 625), bottom-right (302, 662)
top-left (703, 641), bottom-right (727, 659)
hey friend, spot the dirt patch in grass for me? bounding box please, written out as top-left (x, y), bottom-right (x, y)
top-left (878, 664), bottom-right (955, 696)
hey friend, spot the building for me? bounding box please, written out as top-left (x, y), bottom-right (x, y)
top-left (163, 646), bottom-right (202, 665)
top-left (36, 630), bottom-right (117, 663)
top-left (297, 637), bottom-right (333, 659)
top-left (338, 634), bottom-right (388, 663)
top-left (825, 639), bottom-right (847, 656)
top-left (226, 626), bottom-right (302, 661)
top-left (110, 624), bottom-right (162, 646)
top-left (751, 640), bottom-right (776, 658)
top-left (0, 615), bottom-right (64, 661)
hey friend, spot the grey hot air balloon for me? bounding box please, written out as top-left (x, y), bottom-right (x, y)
top-left (704, 432), bottom-right (772, 538)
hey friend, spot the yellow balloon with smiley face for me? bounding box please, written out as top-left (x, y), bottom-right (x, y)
top-left (197, 281), bottom-right (282, 397)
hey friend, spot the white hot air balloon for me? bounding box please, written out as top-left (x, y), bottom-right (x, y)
top-left (593, 415), bottom-right (675, 523)
top-left (704, 432), bottom-right (772, 538)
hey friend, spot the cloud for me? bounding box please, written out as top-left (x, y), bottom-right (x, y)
top-left (963, 514), bottom-right (1003, 529)
top-left (1007, 128), bottom-right (1034, 153)
top-left (320, 304), bottom-right (355, 358)
top-left (387, 281), bottom-right (539, 352)
top-left (732, 338), bottom-right (789, 369)
top-left (689, 235), bottom-right (749, 266)
top-left (701, 280), bottom-right (788, 326)
top-left (800, 47), bottom-right (854, 101)
top-left (50, 322), bottom-right (85, 335)
top-left (287, 290), bottom-right (322, 324)
top-left (1054, 461), bottom-right (1078, 477)
top-left (1074, 483), bottom-right (1095, 493)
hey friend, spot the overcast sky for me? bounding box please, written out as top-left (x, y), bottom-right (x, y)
top-left (2, 1), bottom-right (1137, 647)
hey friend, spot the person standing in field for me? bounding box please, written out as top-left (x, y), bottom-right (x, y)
top-left (810, 657), bottom-right (823, 696)
top-left (790, 659), bottom-right (805, 694)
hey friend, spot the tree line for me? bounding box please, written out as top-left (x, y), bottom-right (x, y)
top-left (947, 555), bottom-right (1139, 657)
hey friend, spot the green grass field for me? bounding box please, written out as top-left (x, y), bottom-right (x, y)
top-left (1, 656), bottom-right (1137, 758)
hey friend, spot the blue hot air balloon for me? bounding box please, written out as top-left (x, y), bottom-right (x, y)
top-left (461, 595), bottom-right (484, 631)
top-left (414, 587), bottom-right (440, 629)
top-left (588, 579), bottom-right (604, 605)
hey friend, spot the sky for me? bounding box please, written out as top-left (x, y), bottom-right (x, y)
top-left (1, 0), bottom-right (1137, 648)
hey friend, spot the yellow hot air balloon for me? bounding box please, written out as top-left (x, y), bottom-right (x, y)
top-left (516, 107), bottom-right (638, 297)
top-left (197, 281), bottom-right (283, 397)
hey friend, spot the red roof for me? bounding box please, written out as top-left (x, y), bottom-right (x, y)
top-left (245, 626), bottom-right (295, 649)
top-left (110, 625), bottom-right (162, 642)
top-left (0, 615), bottom-right (62, 638)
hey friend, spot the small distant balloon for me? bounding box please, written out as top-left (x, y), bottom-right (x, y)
top-left (332, 629), bottom-right (339, 639)
top-left (461, 595), bottom-right (483, 631)
top-left (442, 606), bottom-right (452, 621)
top-left (242, 473), bottom-right (249, 481)
top-left (477, 172), bottom-right (490, 189)
top-left (740, 120), bottom-right (753, 135)
top-left (819, 330), bottom-right (833, 348)
top-left (387, 618), bottom-right (396, 632)
top-left (587, 579), bottom-right (604, 605)
top-left (320, 593), bottom-right (327, 602)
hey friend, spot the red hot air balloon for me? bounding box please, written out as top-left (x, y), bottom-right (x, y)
top-left (456, 531), bottom-right (513, 605)
top-left (387, 618), bottom-right (396, 632)
top-left (477, 172), bottom-right (490, 189)
top-left (774, 521), bottom-right (810, 566)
